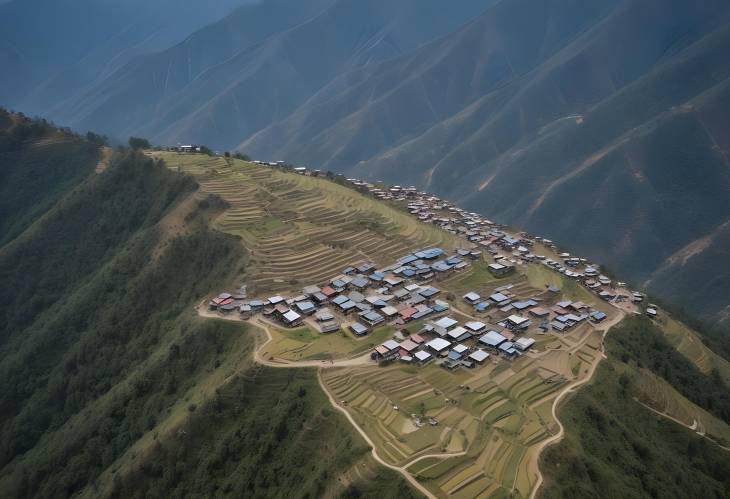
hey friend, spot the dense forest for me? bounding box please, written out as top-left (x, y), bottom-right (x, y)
top-left (541, 317), bottom-right (730, 499)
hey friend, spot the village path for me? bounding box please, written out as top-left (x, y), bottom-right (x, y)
top-left (527, 310), bottom-right (624, 499)
top-left (196, 307), bottom-right (373, 368)
top-left (315, 370), bottom-right (439, 499)
top-left (197, 305), bottom-right (441, 497)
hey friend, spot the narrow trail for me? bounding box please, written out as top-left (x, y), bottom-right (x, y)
top-left (198, 305), bottom-right (436, 497)
top-left (633, 398), bottom-right (730, 452)
top-left (316, 371), bottom-right (438, 499)
top-left (527, 311), bottom-right (625, 499)
top-left (198, 303), bottom-right (628, 499)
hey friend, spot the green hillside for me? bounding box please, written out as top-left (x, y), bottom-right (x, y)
top-left (540, 317), bottom-right (730, 499)
top-left (0, 110), bottom-right (100, 245)
top-left (0, 123), bottom-right (419, 498)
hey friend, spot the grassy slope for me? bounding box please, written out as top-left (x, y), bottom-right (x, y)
top-left (540, 316), bottom-right (730, 499)
top-left (0, 136), bottom-right (420, 498)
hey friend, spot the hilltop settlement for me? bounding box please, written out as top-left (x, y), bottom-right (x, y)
top-left (207, 164), bottom-right (649, 371)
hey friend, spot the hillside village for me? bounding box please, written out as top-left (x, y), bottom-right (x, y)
top-left (206, 161), bottom-right (651, 372)
top-left (157, 151), bottom-right (694, 499)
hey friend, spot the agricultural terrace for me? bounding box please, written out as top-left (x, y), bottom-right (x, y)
top-left (152, 152), bottom-right (458, 295)
top-left (167, 151), bottom-right (629, 498)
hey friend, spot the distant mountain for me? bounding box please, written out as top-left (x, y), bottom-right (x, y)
top-left (0, 0), bottom-right (249, 114)
top-left (3, 0), bottom-right (730, 328)
top-left (45, 0), bottom-right (495, 147)
top-left (241, 0), bottom-right (730, 328)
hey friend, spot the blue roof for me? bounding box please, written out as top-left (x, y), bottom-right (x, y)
top-left (350, 277), bottom-right (370, 288)
top-left (431, 262), bottom-right (452, 272)
top-left (402, 269), bottom-right (416, 277)
top-left (479, 331), bottom-right (507, 347)
top-left (350, 323), bottom-right (369, 335)
top-left (360, 311), bottom-right (384, 323)
top-left (339, 300), bottom-right (356, 310)
top-left (591, 311), bottom-right (607, 320)
top-left (370, 271), bottom-right (385, 281)
top-left (295, 301), bottom-right (315, 311)
top-left (474, 302), bottom-right (490, 312)
top-left (448, 350), bottom-right (463, 360)
top-left (332, 295), bottom-right (348, 305)
top-left (411, 308), bottom-right (433, 319)
top-left (446, 257), bottom-right (462, 265)
top-left (398, 255), bottom-right (419, 265)
top-left (512, 300), bottom-right (537, 310)
top-left (499, 341), bottom-right (515, 351)
top-left (432, 304), bottom-right (448, 313)
top-left (419, 287), bottom-right (439, 297)
top-left (414, 248), bottom-right (444, 259)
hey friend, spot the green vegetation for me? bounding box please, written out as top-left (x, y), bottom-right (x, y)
top-left (608, 316), bottom-right (730, 424)
top-left (109, 367), bottom-right (418, 499)
top-left (0, 150), bottom-right (246, 497)
top-left (541, 317), bottom-right (730, 499)
top-left (0, 125), bottom-right (419, 498)
top-left (128, 136), bottom-right (150, 150)
top-left (0, 109), bottom-right (100, 245)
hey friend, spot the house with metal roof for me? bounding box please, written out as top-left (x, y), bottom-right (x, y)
top-left (469, 349), bottom-right (489, 364)
top-left (447, 326), bottom-right (471, 342)
top-left (434, 317), bottom-right (458, 330)
top-left (514, 337), bottom-right (535, 351)
top-left (505, 315), bottom-right (530, 330)
top-left (282, 310), bottom-right (302, 327)
top-left (464, 321), bottom-right (486, 333)
top-left (349, 277), bottom-right (370, 290)
top-left (426, 338), bottom-right (451, 353)
top-left (499, 341), bottom-right (518, 358)
top-left (350, 323), bottom-right (369, 336)
top-left (479, 331), bottom-right (507, 349)
top-left (489, 292), bottom-right (510, 304)
top-left (590, 311), bottom-right (607, 322)
top-left (359, 310), bottom-right (385, 326)
top-left (414, 350), bottom-right (432, 363)
top-left (463, 292), bottom-right (481, 304)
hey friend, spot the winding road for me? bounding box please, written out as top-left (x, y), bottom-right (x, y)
top-left (198, 303), bottom-right (627, 499)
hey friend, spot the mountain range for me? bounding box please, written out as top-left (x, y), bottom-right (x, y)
top-left (1, 0), bottom-right (729, 329)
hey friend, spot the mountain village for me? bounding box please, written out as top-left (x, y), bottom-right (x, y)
top-left (206, 162), bottom-right (651, 373)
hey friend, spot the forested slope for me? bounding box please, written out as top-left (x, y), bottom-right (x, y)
top-left (0, 109), bottom-right (100, 245)
top-left (0, 118), bottom-right (417, 498)
top-left (540, 316), bottom-right (730, 499)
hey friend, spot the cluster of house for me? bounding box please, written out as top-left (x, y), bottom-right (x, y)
top-left (209, 247), bottom-right (480, 334)
top-left (333, 176), bottom-right (655, 309)
top-left (461, 286), bottom-right (607, 332)
top-left (371, 315), bottom-right (537, 370)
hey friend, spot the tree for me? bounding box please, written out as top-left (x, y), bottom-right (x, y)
top-left (128, 137), bottom-right (151, 150)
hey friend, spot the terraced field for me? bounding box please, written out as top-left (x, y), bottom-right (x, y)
top-left (158, 151), bottom-right (633, 498)
top-left (657, 315), bottom-right (730, 385)
top-left (154, 152), bottom-right (457, 294)
top-left (321, 354), bottom-right (570, 498)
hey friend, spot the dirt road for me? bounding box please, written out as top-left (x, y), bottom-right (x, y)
top-left (527, 311), bottom-right (625, 499)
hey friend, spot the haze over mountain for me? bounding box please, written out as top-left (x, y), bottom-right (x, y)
top-left (0, 0), bottom-right (250, 114)
top-left (2, 0), bottom-right (729, 331)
